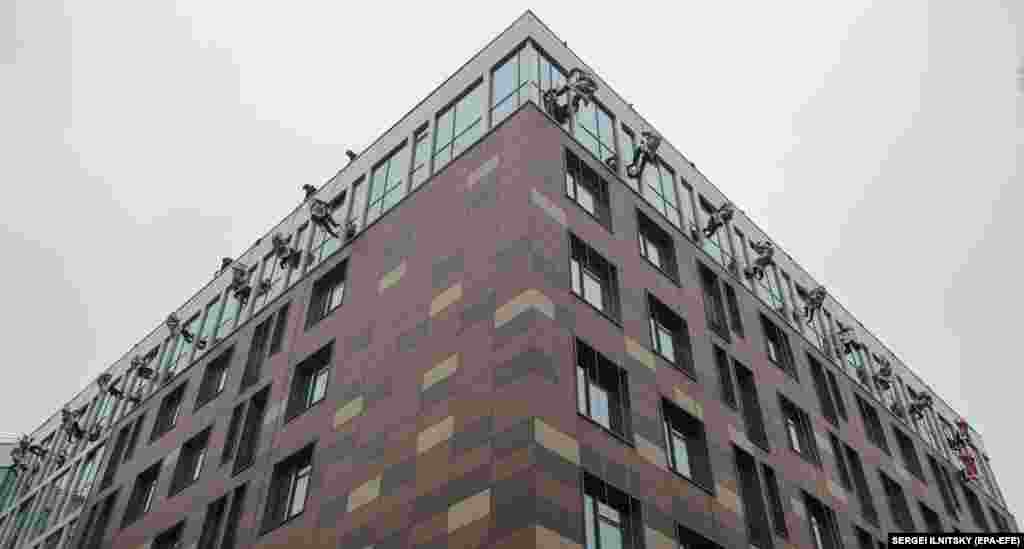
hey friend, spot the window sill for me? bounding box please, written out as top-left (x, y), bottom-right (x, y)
top-left (577, 413), bottom-right (634, 449)
top-left (707, 323), bottom-right (732, 344)
top-left (640, 256), bottom-right (680, 287)
top-left (570, 292), bottom-right (622, 329)
top-left (261, 510), bottom-right (305, 537)
top-left (304, 303), bottom-right (344, 333)
top-left (565, 194), bottom-right (613, 234)
top-left (284, 398), bottom-right (324, 425)
top-left (193, 391), bottom-right (223, 413)
top-left (668, 468), bottom-right (715, 496)
top-left (653, 351), bottom-right (696, 382)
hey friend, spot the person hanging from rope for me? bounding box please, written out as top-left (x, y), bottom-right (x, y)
top-left (542, 68), bottom-right (599, 124)
top-left (166, 313), bottom-right (206, 350)
top-left (302, 185), bottom-right (347, 239)
top-left (60, 407), bottom-right (85, 443)
top-left (744, 240), bottom-right (775, 280)
top-left (702, 202), bottom-right (735, 239)
top-left (626, 131), bottom-right (662, 179)
top-left (272, 233), bottom-right (301, 269)
top-left (802, 285), bottom-right (827, 324)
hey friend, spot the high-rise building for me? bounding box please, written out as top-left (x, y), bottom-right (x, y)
top-left (0, 11), bottom-right (1015, 549)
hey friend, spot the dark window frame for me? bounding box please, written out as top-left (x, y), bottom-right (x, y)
top-left (570, 234), bottom-right (621, 323)
top-left (760, 314), bottom-right (798, 379)
top-left (698, 262), bottom-right (731, 342)
top-left (285, 342), bottom-right (334, 421)
top-left (150, 383), bottom-right (187, 443)
top-left (714, 346), bottom-right (738, 410)
top-left (855, 394), bottom-right (891, 455)
top-left (122, 461), bottom-right (161, 527)
top-left (169, 427), bottom-right (211, 497)
top-left (636, 209), bottom-right (678, 283)
top-left (575, 339), bottom-right (633, 443)
top-left (306, 260), bottom-right (348, 329)
top-left (647, 293), bottom-right (694, 375)
top-left (779, 395), bottom-right (821, 467)
top-left (564, 149), bottom-right (613, 230)
top-left (261, 444), bottom-right (315, 534)
top-left (660, 398), bottom-right (714, 491)
top-left (195, 347), bottom-right (234, 411)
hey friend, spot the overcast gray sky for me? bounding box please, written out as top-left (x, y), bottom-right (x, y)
top-left (2, 0), bottom-right (1020, 520)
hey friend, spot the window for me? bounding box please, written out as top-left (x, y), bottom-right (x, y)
top-left (220, 484), bottom-right (247, 549)
top-left (855, 395), bottom-right (890, 455)
top-left (286, 342), bottom-right (333, 420)
top-left (197, 495), bottom-right (227, 549)
top-left (919, 502), bottom-right (942, 532)
top-left (574, 99), bottom-right (616, 165)
top-left (826, 369), bottom-right (848, 420)
top-left (734, 446), bottom-right (774, 549)
top-left (963, 487), bottom-right (990, 532)
top-left (714, 346), bottom-right (738, 409)
top-left (345, 178), bottom-right (367, 233)
top-left (240, 316), bottom-right (272, 391)
top-left (779, 396), bottom-right (821, 466)
top-left (410, 125), bottom-right (431, 189)
top-left (216, 272), bottom-right (250, 341)
top-left (565, 150), bottom-right (612, 227)
top-left (170, 427), bottom-right (210, 496)
top-left (151, 383), bottom-right (187, 442)
top-left (648, 294), bottom-right (694, 372)
top-left (723, 283), bottom-right (744, 338)
top-left (163, 314), bottom-right (200, 377)
top-left (231, 387), bottom-right (269, 475)
top-left (152, 522), bottom-right (184, 549)
top-left (307, 260), bottom-right (347, 328)
top-left (221, 403), bottom-right (245, 466)
top-left (80, 491), bottom-right (117, 549)
top-left (735, 362), bottom-right (771, 450)
top-left (642, 158), bottom-right (682, 228)
top-left (760, 314), bottom-right (797, 378)
top-left (433, 82), bottom-right (484, 170)
top-left (699, 263), bottom-right (730, 341)
top-left (491, 42), bottom-right (564, 125)
top-left (307, 218), bottom-right (342, 269)
top-left (879, 472), bottom-right (915, 532)
top-left (637, 210), bottom-right (678, 281)
top-left (928, 455), bottom-right (960, 517)
top-left (762, 465), bottom-right (788, 538)
top-left (808, 356), bottom-right (841, 426)
top-left (570, 235), bottom-right (620, 320)
top-left (892, 428), bottom-right (925, 482)
top-left (829, 434), bottom-right (852, 490)
top-left (662, 398), bottom-right (713, 489)
top-left (262, 445), bottom-right (314, 532)
top-left (583, 473), bottom-right (643, 549)
top-left (100, 424), bottom-right (133, 490)
top-left (253, 250), bottom-right (288, 312)
top-left (844, 444), bottom-right (878, 526)
top-left (576, 339), bottom-right (631, 440)
top-left (196, 347), bottom-right (233, 410)
top-left (123, 461), bottom-right (161, 526)
top-left (366, 143), bottom-right (409, 224)
top-left (195, 298), bottom-right (221, 359)
top-left (268, 302), bottom-right (291, 356)
top-left (122, 413), bottom-right (145, 465)
top-left (803, 492), bottom-right (842, 549)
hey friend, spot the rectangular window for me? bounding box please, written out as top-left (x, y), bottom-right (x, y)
top-left (856, 395), bottom-right (890, 455)
top-left (570, 235), bottom-right (620, 320)
top-left (216, 274), bottom-right (249, 342)
top-left (880, 472), bottom-right (915, 532)
top-left (163, 313), bottom-right (201, 378)
top-left (642, 158), bottom-right (682, 229)
top-left (582, 473), bottom-right (643, 549)
top-left (829, 434), bottom-right (852, 490)
top-left (714, 346), bottom-right (738, 410)
top-left (253, 252), bottom-right (286, 312)
top-left (699, 262), bottom-right (730, 341)
top-left (123, 461), bottom-right (161, 526)
top-left (151, 383), bottom-right (187, 442)
top-left (345, 177), bottom-right (367, 233)
top-left (262, 445), bottom-right (314, 532)
top-left (845, 444), bottom-right (879, 526)
top-left (779, 396), bottom-right (821, 466)
top-left (576, 339), bottom-right (631, 440)
top-left (573, 99), bottom-right (616, 164)
top-left (240, 316), bottom-right (272, 391)
top-left (286, 342), bottom-right (333, 420)
top-left (762, 464), bottom-right (788, 538)
top-left (410, 125), bottom-right (431, 189)
top-left (268, 302), bottom-right (291, 356)
top-left (197, 494), bottom-right (228, 549)
top-left (232, 386), bottom-right (269, 475)
top-left (307, 219), bottom-right (342, 269)
top-left (196, 347), bottom-right (233, 410)
top-left (366, 142), bottom-right (409, 224)
top-left (662, 398), bottom-right (713, 489)
top-left (99, 423), bottom-right (132, 490)
top-left (220, 483), bottom-right (247, 549)
top-left (170, 427), bottom-right (211, 496)
top-left (196, 298), bottom-right (221, 359)
top-left (433, 81), bottom-right (485, 170)
top-left (565, 150), bottom-right (612, 228)
top-left (809, 356), bottom-right (840, 426)
top-left (760, 314), bottom-right (797, 378)
top-left (892, 428), bottom-right (925, 482)
top-left (307, 260), bottom-right (348, 328)
top-left (928, 455), bottom-right (959, 517)
top-left (735, 362), bottom-right (771, 450)
top-left (826, 369), bottom-right (848, 420)
top-left (963, 487), bottom-right (990, 532)
top-left (919, 502), bottom-right (942, 532)
top-left (637, 210), bottom-right (678, 281)
top-left (723, 283), bottom-right (744, 338)
top-left (80, 491), bottom-right (117, 549)
top-left (648, 294), bottom-right (694, 373)
top-left (221, 403), bottom-right (245, 466)
top-left (697, 197), bottom-right (732, 268)
top-left (734, 446), bottom-right (774, 549)
top-left (152, 522), bottom-right (184, 549)
top-left (803, 492), bottom-right (842, 549)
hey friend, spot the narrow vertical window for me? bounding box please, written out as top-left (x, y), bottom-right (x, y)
top-left (410, 125), bottom-right (431, 189)
top-left (286, 342), bottom-right (333, 420)
top-left (575, 340), bottom-right (631, 440)
top-left (648, 294), bottom-right (694, 373)
top-left (565, 150), bottom-right (612, 227)
top-left (366, 142), bottom-right (409, 224)
top-left (714, 346), bottom-right (738, 409)
top-left (307, 260), bottom-right (348, 328)
top-left (570, 235), bottom-right (620, 320)
top-left (433, 82), bottom-right (485, 170)
top-left (262, 445), bottom-right (314, 532)
top-left (662, 398), bottom-right (713, 489)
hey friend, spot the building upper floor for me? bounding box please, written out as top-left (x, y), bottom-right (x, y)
top-left (0, 11), bottom-right (1011, 538)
